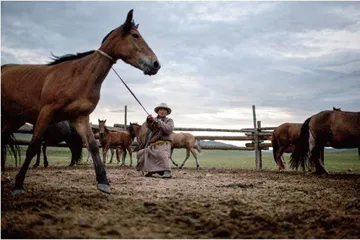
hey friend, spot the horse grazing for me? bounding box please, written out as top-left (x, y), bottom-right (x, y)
top-left (1, 9), bottom-right (160, 195)
top-left (289, 110), bottom-right (360, 174)
top-left (33, 121), bottom-right (83, 168)
top-left (98, 119), bottom-right (134, 166)
top-left (171, 133), bottom-right (201, 169)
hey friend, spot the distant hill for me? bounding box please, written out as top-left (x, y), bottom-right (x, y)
top-left (200, 140), bottom-right (237, 148)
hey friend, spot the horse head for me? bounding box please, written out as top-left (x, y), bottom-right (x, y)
top-left (99, 9), bottom-right (160, 75)
top-left (98, 119), bottom-right (107, 138)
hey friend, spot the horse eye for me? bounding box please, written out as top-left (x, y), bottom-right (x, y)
top-left (132, 33), bottom-right (139, 39)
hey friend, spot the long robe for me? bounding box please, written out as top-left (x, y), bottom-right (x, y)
top-left (136, 116), bottom-right (174, 172)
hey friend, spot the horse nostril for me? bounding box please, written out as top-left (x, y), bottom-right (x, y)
top-left (153, 61), bottom-right (160, 69)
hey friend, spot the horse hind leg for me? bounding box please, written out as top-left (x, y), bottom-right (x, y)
top-left (308, 133), bottom-right (328, 174)
top-left (179, 149), bottom-right (191, 169)
top-left (169, 148), bottom-right (178, 167)
top-left (190, 148), bottom-right (200, 169)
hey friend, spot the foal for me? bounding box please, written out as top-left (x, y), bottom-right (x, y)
top-left (98, 119), bottom-right (134, 166)
top-left (170, 132), bottom-right (201, 169)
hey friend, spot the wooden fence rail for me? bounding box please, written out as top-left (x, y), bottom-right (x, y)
top-left (14, 105), bottom-right (273, 169)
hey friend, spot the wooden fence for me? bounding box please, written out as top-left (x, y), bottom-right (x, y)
top-left (14, 105), bottom-right (275, 169)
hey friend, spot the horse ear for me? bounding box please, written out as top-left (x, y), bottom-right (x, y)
top-left (98, 119), bottom-right (100, 123)
top-left (134, 24), bottom-right (139, 29)
top-left (104, 119), bottom-right (107, 123)
top-left (122, 9), bottom-right (134, 34)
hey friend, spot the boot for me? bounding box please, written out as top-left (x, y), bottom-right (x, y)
top-left (161, 170), bottom-right (172, 178)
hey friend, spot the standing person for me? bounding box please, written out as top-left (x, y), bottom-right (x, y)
top-left (136, 103), bottom-right (174, 178)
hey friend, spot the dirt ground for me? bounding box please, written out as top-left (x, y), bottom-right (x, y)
top-left (1, 165), bottom-right (360, 239)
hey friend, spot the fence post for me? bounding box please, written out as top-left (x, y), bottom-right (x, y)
top-left (252, 105), bottom-right (260, 169)
top-left (124, 105), bottom-right (127, 130)
top-left (257, 120), bottom-right (262, 169)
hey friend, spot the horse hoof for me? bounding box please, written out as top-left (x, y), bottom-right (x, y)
top-left (196, 165), bottom-right (200, 170)
top-left (97, 184), bottom-right (111, 194)
top-left (12, 189), bottom-right (25, 196)
top-left (33, 165), bottom-right (39, 168)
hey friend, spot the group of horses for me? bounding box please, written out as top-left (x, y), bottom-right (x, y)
top-left (272, 107), bottom-right (360, 174)
top-left (1, 9), bottom-right (359, 196)
top-left (95, 120), bottom-right (201, 169)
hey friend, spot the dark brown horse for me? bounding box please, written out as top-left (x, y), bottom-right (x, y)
top-left (171, 133), bottom-right (201, 169)
top-left (1, 9), bottom-right (160, 195)
top-left (34, 121), bottom-right (83, 168)
top-left (289, 110), bottom-right (360, 174)
top-left (98, 119), bottom-right (134, 166)
top-left (272, 107), bottom-right (343, 170)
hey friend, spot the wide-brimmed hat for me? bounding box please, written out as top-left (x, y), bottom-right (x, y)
top-left (154, 102), bottom-right (172, 115)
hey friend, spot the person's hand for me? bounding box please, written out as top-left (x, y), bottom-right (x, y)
top-left (147, 115), bottom-right (154, 123)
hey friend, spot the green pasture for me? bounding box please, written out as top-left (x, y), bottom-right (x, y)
top-left (4, 145), bottom-right (360, 174)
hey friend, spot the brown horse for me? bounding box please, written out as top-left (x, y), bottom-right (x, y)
top-left (1, 9), bottom-right (160, 195)
top-left (88, 132), bottom-right (122, 164)
top-left (271, 123), bottom-right (303, 170)
top-left (171, 133), bottom-right (201, 169)
top-left (98, 119), bottom-right (134, 166)
top-left (272, 107), bottom-right (343, 170)
top-left (289, 110), bottom-right (360, 174)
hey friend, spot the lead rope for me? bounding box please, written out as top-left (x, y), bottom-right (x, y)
top-left (111, 67), bottom-right (150, 116)
top-left (97, 50), bottom-right (150, 116)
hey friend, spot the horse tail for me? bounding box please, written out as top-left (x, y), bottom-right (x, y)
top-left (1, 133), bottom-right (21, 170)
top-left (289, 117), bottom-right (311, 171)
top-left (271, 132), bottom-right (279, 164)
top-left (195, 137), bottom-right (201, 153)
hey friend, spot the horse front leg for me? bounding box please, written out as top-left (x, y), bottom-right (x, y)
top-left (109, 148), bottom-right (114, 164)
top-left (33, 146), bottom-right (41, 168)
top-left (13, 106), bottom-right (53, 195)
top-left (71, 116), bottom-right (110, 194)
top-left (121, 146), bottom-right (127, 166)
top-left (126, 146), bottom-right (133, 167)
top-left (43, 144), bottom-right (49, 168)
top-left (276, 147), bottom-right (286, 170)
top-left (179, 149), bottom-right (191, 169)
top-left (102, 144), bottom-right (110, 165)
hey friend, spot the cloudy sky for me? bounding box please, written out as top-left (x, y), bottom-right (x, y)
top-left (2, 1), bottom-right (360, 135)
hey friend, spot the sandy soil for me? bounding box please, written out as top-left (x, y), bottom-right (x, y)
top-left (1, 166), bottom-right (360, 238)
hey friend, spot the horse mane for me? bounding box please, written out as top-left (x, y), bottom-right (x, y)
top-left (47, 21), bottom-right (137, 66)
top-left (47, 50), bottom-right (96, 65)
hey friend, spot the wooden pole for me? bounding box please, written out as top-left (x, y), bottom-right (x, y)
top-left (257, 121), bottom-right (262, 169)
top-left (252, 105), bottom-right (260, 169)
top-left (124, 105), bottom-right (127, 130)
